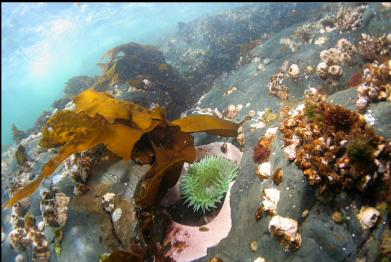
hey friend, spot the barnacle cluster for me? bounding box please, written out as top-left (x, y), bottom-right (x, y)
top-left (335, 4), bottom-right (367, 32)
top-left (8, 202), bottom-right (50, 261)
top-left (40, 187), bottom-right (70, 228)
top-left (279, 94), bottom-right (391, 194)
top-left (317, 38), bottom-right (357, 79)
top-left (358, 33), bottom-right (391, 62)
top-left (65, 152), bottom-right (94, 195)
top-left (268, 70), bottom-right (289, 100)
top-left (225, 104), bottom-right (243, 119)
top-left (356, 59), bottom-right (391, 111)
top-left (293, 23), bottom-right (318, 45)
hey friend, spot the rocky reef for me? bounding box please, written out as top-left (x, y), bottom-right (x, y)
top-left (2, 2), bottom-right (391, 262)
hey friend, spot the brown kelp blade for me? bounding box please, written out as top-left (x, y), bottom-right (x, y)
top-left (171, 115), bottom-right (240, 137)
top-left (3, 176), bottom-right (44, 208)
top-left (4, 110), bottom-right (160, 208)
top-left (74, 89), bottom-right (153, 129)
top-left (135, 127), bottom-right (196, 208)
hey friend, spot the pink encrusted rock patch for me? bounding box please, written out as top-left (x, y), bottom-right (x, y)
top-left (161, 142), bottom-right (243, 262)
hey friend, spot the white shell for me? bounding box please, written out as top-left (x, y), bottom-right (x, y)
top-left (112, 208), bottom-right (122, 223)
top-left (357, 207), bottom-right (380, 230)
top-left (262, 188), bottom-right (280, 215)
top-left (288, 64), bottom-right (300, 79)
top-left (256, 162), bottom-right (271, 179)
top-left (37, 221), bottom-right (45, 232)
top-left (15, 254), bottom-right (24, 262)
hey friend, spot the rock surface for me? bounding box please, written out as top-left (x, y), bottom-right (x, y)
top-left (2, 2), bottom-right (390, 262)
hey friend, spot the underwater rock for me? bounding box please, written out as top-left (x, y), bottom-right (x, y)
top-left (93, 42), bottom-right (192, 119)
top-left (51, 97), bottom-right (72, 110)
top-left (64, 76), bottom-right (97, 97)
top-left (11, 124), bottom-right (29, 144)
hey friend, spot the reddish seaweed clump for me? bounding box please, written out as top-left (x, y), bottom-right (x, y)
top-left (279, 93), bottom-right (390, 194)
top-left (253, 129), bottom-right (276, 164)
top-left (323, 104), bottom-right (358, 132)
top-left (253, 143), bottom-right (271, 164)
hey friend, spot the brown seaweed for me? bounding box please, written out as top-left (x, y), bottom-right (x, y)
top-left (5, 89), bottom-right (239, 209)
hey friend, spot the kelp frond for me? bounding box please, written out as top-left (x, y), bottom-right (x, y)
top-left (4, 89), bottom-right (239, 209)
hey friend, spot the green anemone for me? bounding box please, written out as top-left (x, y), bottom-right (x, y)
top-left (180, 155), bottom-right (239, 213)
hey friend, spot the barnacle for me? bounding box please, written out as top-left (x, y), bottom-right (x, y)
top-left (5, 89), bottom-right (239, 209)
top-left (180, 155), bottom-right (239, 213)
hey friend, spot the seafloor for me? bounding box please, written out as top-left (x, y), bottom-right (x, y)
top-left (2, 3), bottom-right (391, 262)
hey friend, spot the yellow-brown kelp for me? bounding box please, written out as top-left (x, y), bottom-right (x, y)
top-left (4, 89), bottom-right (239, 209)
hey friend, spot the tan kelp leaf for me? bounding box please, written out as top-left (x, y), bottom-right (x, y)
top-left (74, 89), bottom-right (153, 129)
top-left (171, 114), bottom-right (240, 137)
top-left (5, 110), bottom-right (156, 208)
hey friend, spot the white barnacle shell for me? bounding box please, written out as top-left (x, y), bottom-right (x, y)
top-left (288, 64), bottom-right (300, 79)
top-left (262, 188), bottom-right (280, 215)
top-left (357, 207), bottom-right (380, 230)
top-left (316, 62), bottom-right (328, 78)
top-left (256, 162), bottom-right (271, 179)
top-left (328, 65), bottom-right (343, 77)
